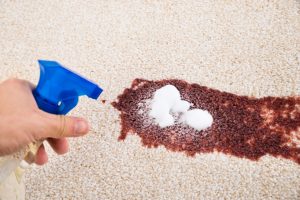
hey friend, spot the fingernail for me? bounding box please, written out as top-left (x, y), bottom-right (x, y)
top-left (74, 120), bottom-right (88, 135)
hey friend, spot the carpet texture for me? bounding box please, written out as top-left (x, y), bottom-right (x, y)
top-left (0, 0), bottom-right (299, 199)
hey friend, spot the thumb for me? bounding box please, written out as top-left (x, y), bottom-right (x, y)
top-left (36, 111), bottom-right (89, 139)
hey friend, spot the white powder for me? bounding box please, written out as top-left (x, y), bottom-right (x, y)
top-left (149, 85), bottom-right (213, 131)
top-left (182, 109), bottom-right (213, 131)
top-left (171, 100), bottom-right (191, 113)
top-left (149, 85), bottom-right (179, 128)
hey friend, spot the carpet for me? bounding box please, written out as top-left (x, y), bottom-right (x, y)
top-left (0, 0), bottom-right (299, 199)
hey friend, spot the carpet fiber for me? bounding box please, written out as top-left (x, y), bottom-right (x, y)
top-left (0, 0), bottom-right (299, 199)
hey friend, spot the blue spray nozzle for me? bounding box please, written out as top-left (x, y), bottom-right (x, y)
top-left (33, 60), bottom-right (103, 115)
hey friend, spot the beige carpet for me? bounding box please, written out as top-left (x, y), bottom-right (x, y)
top-left (0, 0), bottom-right (299, 199)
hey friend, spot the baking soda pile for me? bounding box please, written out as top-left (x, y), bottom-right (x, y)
top-left (149, 85), bottom-right (213, 131)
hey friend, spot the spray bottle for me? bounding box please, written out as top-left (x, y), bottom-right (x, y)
top-left (0, 60), bottom-right (103, 183)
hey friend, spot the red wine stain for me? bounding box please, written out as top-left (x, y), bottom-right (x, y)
top-left (112, 79), bottom-right (300, 164)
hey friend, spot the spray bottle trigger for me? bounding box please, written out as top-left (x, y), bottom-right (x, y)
top-left (58, 96), bottom-right (79, 115)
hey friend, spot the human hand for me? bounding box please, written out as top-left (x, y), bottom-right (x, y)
top-left (0, 78), bottom-right (89, 165)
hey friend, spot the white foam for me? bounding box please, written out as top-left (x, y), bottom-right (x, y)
top-left (171, 100), bottom-right (191, 113)
top-left (149, 100), bottom-right (170, 119)
top-left (182, 109), bottom-right (213, 131)
top-left (157, 113), bottom-right (174, 128)
top-left (149, 84), bottom-right (213, 131)
top-left (153, 85), bottom-right (181, 106)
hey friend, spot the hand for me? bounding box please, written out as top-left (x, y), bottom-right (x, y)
top-left (0, 78), bottom-right (89, 165)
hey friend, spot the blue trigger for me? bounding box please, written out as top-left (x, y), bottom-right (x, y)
top-left (33, 60), bottom-right (103, 115)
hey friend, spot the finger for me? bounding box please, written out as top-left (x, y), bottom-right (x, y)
top-left (37, 111), bottom-right (89, 139)
top-left (47, 138), bottom-right (69, 155)
top-left (34, 144), bottom-right (48, 165)
top-left (27, 81), bottom-right (36, 91)
top-left (15, 79), bottom-right (36, 91)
